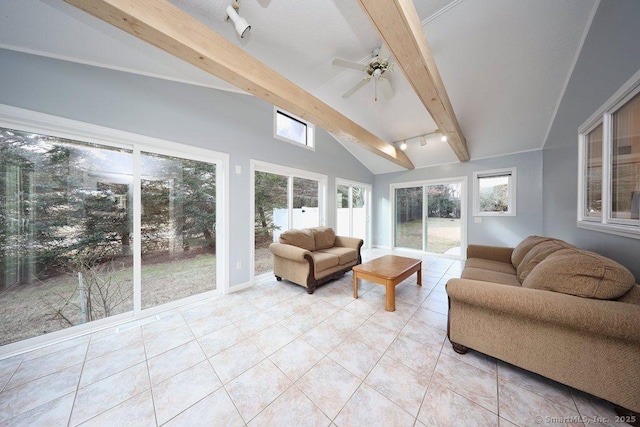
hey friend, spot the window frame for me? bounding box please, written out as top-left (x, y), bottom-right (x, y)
top-left (273, 107), bottom-right (315, 150)
top-left (577, 68), bottom-right (640, 239)
top-left (472, 167), bottom-right (517, 217)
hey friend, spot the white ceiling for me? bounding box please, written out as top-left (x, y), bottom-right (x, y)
top-left (0, 0), bottom-right (598, 174)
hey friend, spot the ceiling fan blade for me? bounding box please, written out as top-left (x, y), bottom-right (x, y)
top-left (332, 58), bottom-right (367, 71)
top-left (379, 77), bottom-right (394, 99)
top-left (378, 43), bottom-right (391, 60)
top-left (342, 78), bottom-right (370, 98)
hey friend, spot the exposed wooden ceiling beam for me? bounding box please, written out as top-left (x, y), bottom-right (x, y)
top-left (356, 0), bottom-right (470, 162)
top-left (63, 0), bottom-right (414, 170)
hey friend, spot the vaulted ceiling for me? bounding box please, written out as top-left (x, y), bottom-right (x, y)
top-left (0, 0), bottom-right (598, 173)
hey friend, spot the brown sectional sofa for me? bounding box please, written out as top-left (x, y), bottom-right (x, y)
top-left (269, 227), bottom-right (363, 294)
top-left (446, 236), bottom-right (640, 414)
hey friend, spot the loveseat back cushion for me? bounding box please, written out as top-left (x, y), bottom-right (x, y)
top-left (511, 236), bottom-right (550, 269)
top-left (516, 239), bottom-right (574, 282)
top-left (280, 228), bottom-right (316, 251)
top-left (522, 249), bottom-right (636, 299)
top-left (312, 227), bottom-right (336, 250)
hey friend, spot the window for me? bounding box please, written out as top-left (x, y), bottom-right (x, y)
top-left (578, 70), bottom-right (640, 238)
top-left (274, 108), bottom-right (314, 149)
top-left (473, 168), bottom-right (517, 216)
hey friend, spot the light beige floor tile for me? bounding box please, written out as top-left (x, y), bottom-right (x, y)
top-left (225, 359), bottom-right (292, 422)
top-left (186, 312), bottom-right (231, 338)
top-left (0, 391), bottom-right (75, 427)
top-left (334, 383), bottom-right (415, 427)
top-left (385, 335), bottom-right (439, 376)
top-left (147, 339), bottom-right (206, 385)
top-left (180, 301), bottom-right (221, 323)
top-left (197, 324), bottom-right (246, 358)
top-left (418, 382), bottom-right (499, 426)
top-left (411, 307), bottom-right (448, 331)
top-left (86, 327), bottom-right (142, 360)
top-left (70, 362), bottom-right (149, 426)
top-left (367, 308), bottom-right (411, 332)
top-left (143, 324), bottom-right (195, 359)
top-left (78, 389), bottom-right (155, 427)
top-left (79, 340), bottom-right (145, 388)
top-left (399, 319), bottom-right (446, 351)
top-left (280, 310), bottom-right (326, 335)
top-left (163, 387), bottom-right (244, 427)
top-left (234, 311), bottom-right (278, 337)
top-left (250, 323), bottom-right (298, 356)
top-left (248, 385), bottom-right (330, 427)
top-left (498, 378), bottom-right (581, 427)
top-left (223, 300), bottom-right (262, 322)
top-left (6, 343), bottom-right (87, 389)
top-left (342, 297), bottom-right (379, 318)
top-left (263, 297), bottom-right (314, 322)
top-left (152, 360), bottom-right (222, 425)
top-left (365, 355), bottom-right (430, 416)
top-left (269, 338), bottom-right (324, 381)
top-left (441, 343), bottom-right (497, 376)
top-left (420, 298), bottom-right (449, 315)
top-left (327, 338), bottom-right (382, 379)
top-left (0, 364), bottom-right (81, 423)
top-left (296, 357), bottom-right (361, 419)
top-left (0, 354), bottom-right (23, 373)
top-left (209, 339), bottom-right (265, 384)
top-left (302, 321), bottom-right (348, 355)
top-left (322, 308), bottom-right (367, 334)
top-left (497, 361), bottom-right (575, 410)
top-left (351, 320), bottom-right (397, 353)
top-left (432, 353), bottom-right (498, 413)
top-left (21, 335), bottom-right (90, 362)
top-left (140, 311), bottom-right (187, 336)
top-left (570, 388), bottom-right (620, 424)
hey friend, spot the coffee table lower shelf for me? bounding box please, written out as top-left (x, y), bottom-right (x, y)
top-left (352, 255), bottom-right (422, 312)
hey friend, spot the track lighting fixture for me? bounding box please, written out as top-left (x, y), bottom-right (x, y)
top-left (399, 140), bottom-right (407, 151)
top-left (394, 129), bottom-right (448, 150)
top-left (226, 1), bottom-right (251, 38)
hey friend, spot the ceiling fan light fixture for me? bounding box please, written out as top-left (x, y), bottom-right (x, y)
top-left (226, 4), bottom-right (251, 38)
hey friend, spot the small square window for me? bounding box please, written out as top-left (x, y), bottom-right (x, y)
top-left (473, 168), bottom-right (517, 216)
top-left (274, 108), bottom-right (314, 149)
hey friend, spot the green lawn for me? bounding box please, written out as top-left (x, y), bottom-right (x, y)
top-left (396, 217), bottom-right (461, 253)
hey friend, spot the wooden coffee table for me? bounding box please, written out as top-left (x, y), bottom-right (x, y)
top-left (352, 255), bottom-right (422, 312)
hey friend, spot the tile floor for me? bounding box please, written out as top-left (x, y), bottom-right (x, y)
top-left (0, 249), bottom-right (627, 426)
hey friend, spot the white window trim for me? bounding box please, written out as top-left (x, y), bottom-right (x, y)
top-left (335, 178), bottom-right (372, 248)
top-left (0, 104), bottom-right (230, 358)
top-left (472, 167), bottom-right (517, 217)
top-left (273, 107), bottom-right (315, 150)
top-left (250, 160), bottom-right (328, 283)
top-left (577, 68), bottom-right (640, 240)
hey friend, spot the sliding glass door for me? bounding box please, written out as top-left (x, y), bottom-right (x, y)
top-left (393, 178), bottom-right (465, 257)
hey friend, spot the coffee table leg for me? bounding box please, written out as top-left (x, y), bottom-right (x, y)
top-left (385, 283), bottom-right (395, 311)
top-left (417, 264), bottom-right (422, 286)
top-left (353, 273), bottom-right (359, 299)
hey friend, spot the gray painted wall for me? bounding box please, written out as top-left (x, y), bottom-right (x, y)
top-left (373, 150), bottom-right (544, 250)
top-left (0, 48), bottom-right (374, 286)
top-left (542, 0), bottom-right (640, 280)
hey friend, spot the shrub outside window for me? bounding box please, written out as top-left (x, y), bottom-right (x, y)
top-left (473, 168), bottom-right (517, 216)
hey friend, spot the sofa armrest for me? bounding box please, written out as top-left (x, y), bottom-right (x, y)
top-left (466, 244), bottom-right (514, 264)
top-left (334, 236), bottom-right (364, 250)
top-left (446, 278), bottom-right (640, 343)
top-left (269, 243), bottom-right (312, 263)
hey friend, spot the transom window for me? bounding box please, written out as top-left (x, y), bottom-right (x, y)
top-left (473, 168), bottom-right (517, 216)
top-left (578, 70), bottom-right (640, 238)
top-left (273, 108), bottom-right (314, 149)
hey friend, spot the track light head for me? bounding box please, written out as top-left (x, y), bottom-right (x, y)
top-left (226, 4), bottom-right (251, 38)
top-left (399, 140), bottom-right (407, 151)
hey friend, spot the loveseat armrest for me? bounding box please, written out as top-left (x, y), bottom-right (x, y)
top-left (334, 236), bottom-right (364, 250)
top-left (466, 244), bottom-right (514, 264)
top-left (447, 278), bottom-right (640, 343)
top-left (269, 243), bottom-right (312, 263)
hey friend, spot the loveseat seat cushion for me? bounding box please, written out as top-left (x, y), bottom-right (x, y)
top-left (317, 247), bottom-right (357, 265)
top-left (310, 251), bottom-right (340, 273)
top-left (280, 228), bottom-right (316, 251)
top-left (312, 227), bottom-right (336, 250)
top-left (461, 267), bottom-right (522, 286)
top-left (465, 258), bottom-right (516, 275)
top-left (516, 239), bottom-right (575, 282)
top-left (522, 249), bottom-right (636, 300)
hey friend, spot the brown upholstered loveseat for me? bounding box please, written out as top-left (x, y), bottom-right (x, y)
top-left (269, 227), bottom-right (363, 294)
top-left (446, 236), bottom-right (640, 414)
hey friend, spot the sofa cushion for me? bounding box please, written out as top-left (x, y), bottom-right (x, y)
top-left (317, 247), bottom-right (357, 265)
top-left (312, 227), bottom-right (336, 250)
top-left (461, 267), bottom-right (522, 286)
top-left (516, 239), bottom-right (574, 282)
top-left (522, 249), bottom-right (636, 299)
top-left (511, 236), bottom-right (551, 269)
top-left (310, 251), bottom-right (340, 273)
top-left (280, 228), bottom-right (315, 251)
top-left (465, 258), bottom-right (516, 275)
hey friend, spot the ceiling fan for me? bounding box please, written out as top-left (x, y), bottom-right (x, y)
top-left (332, 45), bottom-right (395, 101)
